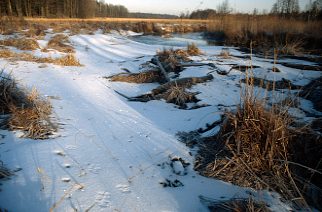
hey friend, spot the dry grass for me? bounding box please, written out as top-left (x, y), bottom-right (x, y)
top-left (201, 197), bottom-right (270, 212)
top-left (0, 49), bottom-right (81, 66)
top-left (0, 162), bottom-right (12, 179)
top-left (278, 39), bottom-right (304, 55)
top-left (0, 38), bottom-right (39, 50)
top-left (0, 72), bottom-right (56, 139)
top-left (187, 43), bottom-right (202, 56)
top-left (53, 54), bottom-right (81, 66)
top-left (162, 84), bottom-right (196, 107)
top-left (47, 34), bottom-right (74, 53)
top-left (197, 73), bottom-right (313, 209)
top-left (8, 88), bottom-right (55, 139)
top-left (157, 48), bottom-right (190, 72)
top-left (0, 48), bottom-right (15, 58)
top-left (207, 15), bottom-right (322, 54)
top-left (218, 48), bottom-right (231, 59)
top-left (109, 70), bottom-right (163, 83)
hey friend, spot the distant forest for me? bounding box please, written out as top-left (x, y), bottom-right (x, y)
top-left (0, 0), bottom-right (129, 18)
top-left (0, 0), bottom-right (321, 20)
top-left (188, 0), bottom-right (322, 20)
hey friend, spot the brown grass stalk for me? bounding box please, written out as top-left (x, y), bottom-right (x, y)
top-left (0, 38), bottom-right (39, 50)
top-left (1, 72), bottom-right (56, 139)
top-left (47, 34), bottom-right (74, 53)
top-left (0, 49), bottom-right (81, 66)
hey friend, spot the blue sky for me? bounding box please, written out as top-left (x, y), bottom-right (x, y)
top-left (104, 0), bottom-right (308, 15)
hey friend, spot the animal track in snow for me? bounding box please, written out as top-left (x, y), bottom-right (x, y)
top-left (157, 156), bottom-right (190, 176)
top-left (61, 177), bottom-right (71, 183)
top-left (53, 150), bottom-right (65, 156)
top-left (64, 145), bottom-right (77, 150)
top-left (87, 163), bottom-right (101, 174)
top-left (116, 184), bottom-right (131, 193)
top-left (170, 157), bottom-right (190, 176)
top-left (63, 163), bottom-right (71, 168)
top-left (95, 191), bottom-right (111, 208)
top-left (160, 179), bottom-right (184, 188)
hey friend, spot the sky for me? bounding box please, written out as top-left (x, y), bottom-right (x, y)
top-left (103, 0), bottom-right (308, 15)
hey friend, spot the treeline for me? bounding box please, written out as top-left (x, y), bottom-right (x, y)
top-left (130, 12), bottom-right (177, 19)
top-left (189, 0), bottom-right (322, 20)
top-left (0, 0), bottom-right (129, 18)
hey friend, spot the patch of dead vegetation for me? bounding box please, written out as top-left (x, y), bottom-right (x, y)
top-left (108, 70), bottom-right (164, 83)
top-left (156, 48), bottom-right (190, 72)
top-left (53, 54), bottom-right (81, 66)
top-left (200, 196), bottom-right (270, 212)
top-left (218, 49), bottom-right (231, 59)
top-left (0, 38), bottom-right (40, 50)
top-left (162, 84), bottom-right (198, 107)
top-left (187, 43), bottom-right (202, 56)
top-left (0, 48), bottom-right (81, 66)
top-left (47, 34), bottom-right (74, 53)
top-left (277, 39), bottom-right (304, 56)
top-left (0, 162), bottom-right (12, 179)
top-left (194, 75), bottom-right (322, 210)
top-left (0, 72), bottom-right (56, 139)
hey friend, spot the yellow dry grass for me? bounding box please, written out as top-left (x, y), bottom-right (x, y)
top-left (200, 72), bottom-right (310, 209)
top-left (218, 49), bottom-right (231, 59)
top-left (109, 71), bottom-right (162, 83)
top-left (53, 54), bottom-right (81, 66)
top-left (163, 84), bottom-right (195, 106)
top-left (0, 38), bottom-right (40, 50)
top-left (0, 49), bottom-right (81, 66)
top-left (47, 34), bottom-right (74, 53)
top-left (0, 74), bottom-right (56, 139)
top-left (187, 43), bottom-right (202, 56)
top-left (8, 88), bottom-right (55, 139)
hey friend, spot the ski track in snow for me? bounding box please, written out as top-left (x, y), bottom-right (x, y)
top-left (1, 32), bottom-right (317, 211)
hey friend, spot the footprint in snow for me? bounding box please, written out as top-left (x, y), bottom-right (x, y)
top-left (116, 184), bottom-right (131, 193)
top-left (87, 163), bottom-right (101, 174)
top-left (160, 179), bottom-right (184, 188)
top-left (61, 177), bottom-right (71, 183)
top-left (170, 157), bottom-right (190, 176)
top-left (157, 156), bottom-right (190, 176)
top-left (63, 163), bottom-right (71, 168)
top-left (53, 150), bottom-right (65, 156)
top-left (95, 191), bottom-right (111, 208)
top-left (64, 145), bottom-right (77, 150)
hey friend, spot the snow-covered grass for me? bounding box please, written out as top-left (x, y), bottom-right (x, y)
top-left (0, 30), bottom-right (321, 211)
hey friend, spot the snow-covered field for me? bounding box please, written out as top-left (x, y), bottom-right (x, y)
top-left (0, 31), bottom-right (321, 211)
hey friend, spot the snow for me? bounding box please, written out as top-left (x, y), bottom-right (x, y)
top-left (0, 31), bottom-right (319, 211)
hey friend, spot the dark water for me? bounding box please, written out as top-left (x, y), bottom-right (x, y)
top-left (129, 32), bottom-right (217, 47)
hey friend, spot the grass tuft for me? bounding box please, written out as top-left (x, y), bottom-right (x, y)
top-left (53, 54), bottom-right (81, 66)
top-left (1, 38), bottom-right (39, 50)
top-left (109, 70), bottom-right (164, 83)
top-left (196, 72), bottom-right (316, 209)
top-left (47, 34), bottom-right (74, 53)
top-left (163, 84), bottom-right (196, 107)
top-left (218, 48), bottom-right (231, 59)
top-left (0, 49), bottom-right (81, 66)
top-left (0, 72), bottom-right (56, 139)
top-left (187, 43), bottom-right (202, 56)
